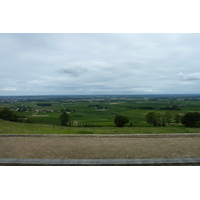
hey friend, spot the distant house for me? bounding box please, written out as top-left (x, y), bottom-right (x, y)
top-left (46, 110), bottom-right (53, 113)
top-left (35, 109), bottom-right (53, 113)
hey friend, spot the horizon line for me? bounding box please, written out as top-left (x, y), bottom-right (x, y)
top-left (1, 94), bottom-right (200, 97)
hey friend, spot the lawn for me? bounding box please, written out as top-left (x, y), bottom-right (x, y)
top-left (1, 119), bottom-right (200, 135)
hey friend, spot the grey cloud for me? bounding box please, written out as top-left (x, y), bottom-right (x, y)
top-left (125, 88), bottom-right (160, 93)
top-left (29, 80), bottom-right (44, 84)
top-left (2, 33), bottom-right (200, 95)
top-left (178, 72), bottom-right (200, 81)
top-left (58, 67), bottom-right (88, 77)
top-left (0, 87), bottom-right (17, 91)
top-left (17, 80), bottom-right (27, 84)
top-left (177, 72), bottom-right (185, 78)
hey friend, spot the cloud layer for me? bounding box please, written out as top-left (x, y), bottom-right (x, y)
top-left (1, 33), bottom-right (200, 95)
top-left (58, 67), bottom-right (88, 77)
top-left (178, 72), bottom-right (200, 80)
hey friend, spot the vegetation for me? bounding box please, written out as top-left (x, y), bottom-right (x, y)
top-left (1, 95), bottom-right (200, 131)
top-left (145, 112), bottom-right (172, 127)
top-left (114, 115), bottom-right (129, 127)
top-left (146, 112), bottom-right (161, 127)
top-left (182, 112), bottom-right (200, 127)
top-left (175, 113), bottom-right (182, 124)
top-left (59, 111), bottom-right (70, 126)
top-left (159, 105), bottom-right (180, 110)
top-left (1, 119), bottom-right (200, 135)
top-left (37, 103), bottom-right (52, 106)
top-left (0, 107), bottom-right (25, 122)
top-left (165, 112), bottom-right (172, 125)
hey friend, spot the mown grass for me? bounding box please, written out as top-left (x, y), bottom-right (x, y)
top-left (0, 119), bottom-right (200, 135)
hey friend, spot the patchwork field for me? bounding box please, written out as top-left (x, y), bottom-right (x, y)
top-left (1, 94), bottom-right (200, 127)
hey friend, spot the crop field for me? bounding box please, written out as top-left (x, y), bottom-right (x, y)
top-left (1, 94), bottom-right (200, 127)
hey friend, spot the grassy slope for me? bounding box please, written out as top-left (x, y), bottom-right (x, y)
top-left (0, 119), bottom-right (200, 135)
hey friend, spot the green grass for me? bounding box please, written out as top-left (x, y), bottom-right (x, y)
top-left (1, 119), bottom-right (200, 135)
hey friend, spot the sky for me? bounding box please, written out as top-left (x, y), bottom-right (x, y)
top-left (1, 33), bottom-right (200, 95)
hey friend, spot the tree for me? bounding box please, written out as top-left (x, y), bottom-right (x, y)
top-left (175, 113), bottom-right (181, 124)
top-left (165, 112), bottom-right (171, 125)
top-left (160, 113), bottom-right (166, 127)
top-left (114, 115), bottom-right (129, 127)
top-left (0, 107), bottom-right (24, 122)
top-left (182, 112), bottom-right (200, 127)
top-left (59, 111), bottom-right (70, 126)
top-left (146, 112), bottom-right (161, 127)
top-left (0, 107), bottom-right (13, 120)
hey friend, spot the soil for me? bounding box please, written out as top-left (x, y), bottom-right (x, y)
top-left (0, 134), bottom-right (200, 159)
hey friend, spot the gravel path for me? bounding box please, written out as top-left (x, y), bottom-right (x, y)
top-left (0, 134), bottom-right (200, 159)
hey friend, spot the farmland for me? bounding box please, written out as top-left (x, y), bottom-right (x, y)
top-left (1, 94), bottom-right (200, 161)
top-left (1, 94), bottom-right (200, 128)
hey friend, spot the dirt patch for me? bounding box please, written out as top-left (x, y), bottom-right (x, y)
top-left (0, 135), bottom-right (199, 159)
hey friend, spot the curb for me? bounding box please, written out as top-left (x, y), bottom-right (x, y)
top-left (0, 133), bottom-right (200, 138)
top-left (0, 158), bottom-right (200, 166)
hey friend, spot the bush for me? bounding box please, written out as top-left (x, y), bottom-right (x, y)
top-left (114, 115), bottom-right (129, 127)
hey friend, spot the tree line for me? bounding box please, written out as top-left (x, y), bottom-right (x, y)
top-left (145, 111), bottom-right (200, 127)
top-left (113, 111), bottom-right (200, 127)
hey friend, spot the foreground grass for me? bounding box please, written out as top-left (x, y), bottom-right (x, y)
top-left (1, 119), bottom-right (200, 134)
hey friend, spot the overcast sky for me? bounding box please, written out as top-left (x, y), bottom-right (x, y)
top-left (1, 33), bottom-right (200, 95)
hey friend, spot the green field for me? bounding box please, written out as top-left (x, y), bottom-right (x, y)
top-left (1, 95), bottom-right (200, 132)
top-left (1, 119), bottom-right (200, 134)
